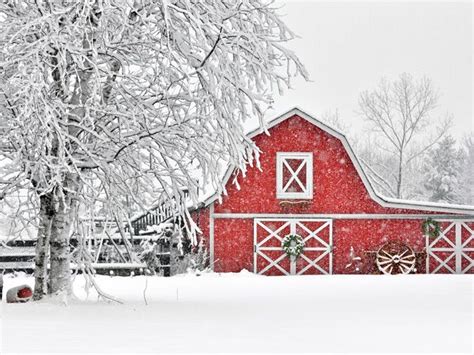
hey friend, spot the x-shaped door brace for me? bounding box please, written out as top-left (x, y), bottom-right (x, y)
top-left (282, 159), bottom-right (307, 192)
top-left (428, 223), bottom-right (456, 249)
top-left (256, 221), bottom-right (290, 247)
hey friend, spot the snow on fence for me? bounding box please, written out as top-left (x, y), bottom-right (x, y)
top-left (128, 189), bottom-right (189, 236)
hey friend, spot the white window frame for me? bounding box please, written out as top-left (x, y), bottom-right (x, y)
top-left (276, 152), bottom-right (313, 199)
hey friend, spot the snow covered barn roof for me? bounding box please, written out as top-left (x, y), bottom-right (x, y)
top-left (203, 107), bottom-right (474, 215)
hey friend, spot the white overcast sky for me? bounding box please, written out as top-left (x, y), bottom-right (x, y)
top-left (262, 0), bottom-right (473, 139)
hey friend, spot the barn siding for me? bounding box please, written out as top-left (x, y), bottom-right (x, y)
top-left (332, 219), bottom-right (427, 274)
top-left (214, 218), bottom-right (253, 273)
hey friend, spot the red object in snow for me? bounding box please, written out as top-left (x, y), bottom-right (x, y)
top-left (17, 286), bottom-right (33, 299)
top-left (6, 285), bottom-right (33, 303)
top-left (192, 108), bottom-right (474, 276)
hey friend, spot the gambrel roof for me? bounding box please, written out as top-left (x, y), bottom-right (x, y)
top-left (204, 107), bottom-right (474, 215)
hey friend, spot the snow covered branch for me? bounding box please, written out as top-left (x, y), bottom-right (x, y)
top-left (0, 0), bottom-right (307, 297)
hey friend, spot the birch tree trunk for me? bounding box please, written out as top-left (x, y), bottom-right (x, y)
top-left (33, 193), bottom-right (55, 300)
top-left (49, 174), bottom-right (80, 296)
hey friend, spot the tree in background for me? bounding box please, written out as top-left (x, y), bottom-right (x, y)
top-left (0, 0), bottom-right (307, 300)
top-left (457, 134), bottom-right (474, 205)
top-left (422, 136), bottom-right (463, 203)
top-left (319, 109), bottom-right (348, 133)
top-left (358, 73), bottom-right (450, 199)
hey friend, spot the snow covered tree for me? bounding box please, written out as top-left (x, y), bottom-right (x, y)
top-left (358, 73), bottom-right (450, 199)
top-left (0, 0), bottom-right (307, 299)
top-left (356, 133), bottom-right (429, 201)
top-left (457, 134), bottom-right (474, 205)
top-left (422, 135), bottom-right (463, 203)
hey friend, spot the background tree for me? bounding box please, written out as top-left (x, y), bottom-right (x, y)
top-left (457, 134), bottom-right (474, 205)
top-left (422, 135), bottom-right (463, 203)
top-left (0, 0), bottom-right (307, 300)
top-left (358, 73), bottom-right (450, 198)
top-left (319, 109), bottom-right (348, 133)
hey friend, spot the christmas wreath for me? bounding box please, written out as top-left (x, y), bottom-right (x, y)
top-left (422, 218), bottom-right (441, 238)
top-left (281, 234), bottom-right (305, 258)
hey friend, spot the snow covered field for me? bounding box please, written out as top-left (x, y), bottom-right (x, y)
top-left (1, 272), bottom-right (473, 354)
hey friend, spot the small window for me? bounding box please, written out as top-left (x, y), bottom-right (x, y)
top-left (276, 152), bottom-right (313, 199)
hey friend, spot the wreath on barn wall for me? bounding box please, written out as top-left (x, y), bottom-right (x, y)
top-left (422, 218), bottom-right (441, 238)
top-left (282, 234), bottom-right (305, 259)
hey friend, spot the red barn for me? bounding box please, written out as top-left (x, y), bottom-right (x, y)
top-left (192, 108), bottom-right (474, 275)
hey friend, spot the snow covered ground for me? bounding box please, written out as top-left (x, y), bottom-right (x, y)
top-left (1, 272), bottom-right (473, 354)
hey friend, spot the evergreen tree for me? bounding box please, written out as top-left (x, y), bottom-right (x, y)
top-left (423, 136), bottom-right (463, 203)
top-left (457, 135), bottom-right (474, 205)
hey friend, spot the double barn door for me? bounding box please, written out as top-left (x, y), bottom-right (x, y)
top-left (253, 218), bottom-right (333, 275)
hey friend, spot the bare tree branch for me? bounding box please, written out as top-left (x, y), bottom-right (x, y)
top-left (358, 73), bottom-right (447, 198)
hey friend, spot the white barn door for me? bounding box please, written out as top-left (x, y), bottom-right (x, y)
top-left (254, 218), bottom-right (333, 276)
top-left (426, 221), bottom-right (474, 274)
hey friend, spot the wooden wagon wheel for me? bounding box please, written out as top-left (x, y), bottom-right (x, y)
top-left (376, 241), bottom-right (416, 275)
